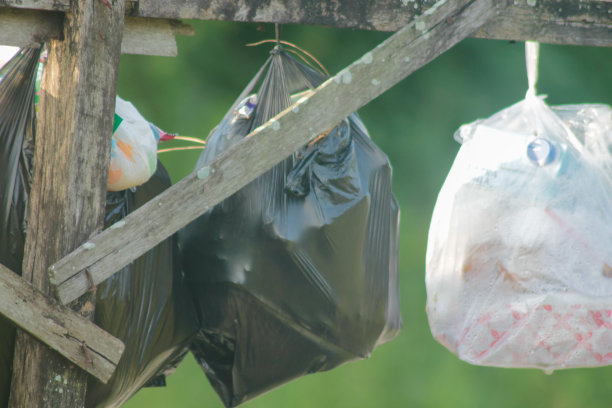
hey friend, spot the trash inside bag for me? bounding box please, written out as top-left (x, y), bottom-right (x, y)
top-left (181, 46), bottom-right (401, 407)
top-left (0, 47), bottom-right (40, 407)
top-left (86, 161), bottom-right (199, 408)
top-left (426, 42), bottom-right (612, 370)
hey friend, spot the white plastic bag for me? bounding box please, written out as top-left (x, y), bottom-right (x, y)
top-left (108, 97), bottom-right (159, 191)
top-left (426, 42), bottom-right (612, 370)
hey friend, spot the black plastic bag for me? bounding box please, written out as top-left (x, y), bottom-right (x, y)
top-left (0, 47), bottom-right (40, 407)
top-left (86, 162), bottom-right (199, 408)
top-left (0, 48), bottom-right (198, 407)
top-left (181, 46), bottom-right (402, 407)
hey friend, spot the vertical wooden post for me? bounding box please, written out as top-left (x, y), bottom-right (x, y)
top-left (8, 0), bottom-right (125, 406)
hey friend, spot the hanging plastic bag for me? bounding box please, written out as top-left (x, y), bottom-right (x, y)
top-left (86, 161), bottom-right (199, 408)
top-left (181, 45), bottom-right (402, 407)
top-left (0, 46), bottom-right (40, 408)
top-left (426, 42), bottom-right (612, 370)
top-left (20, 46), bottom-right (164, 192)
top-left (107, 97), bottom-right (162, 191)
top-left (0, 48), bottom-right (198, 407)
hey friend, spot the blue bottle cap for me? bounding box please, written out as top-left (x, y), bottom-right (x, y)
top-left (527, 137), bottom-right (557, 166)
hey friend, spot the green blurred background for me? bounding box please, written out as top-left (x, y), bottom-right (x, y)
top-left (118, 20), bottom-right (612, 408)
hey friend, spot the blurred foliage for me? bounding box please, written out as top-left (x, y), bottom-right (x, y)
top-left (120, 19), bottom-right (612, 408)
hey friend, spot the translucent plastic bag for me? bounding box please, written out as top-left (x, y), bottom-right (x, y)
top-left (426, 42), bottom-right (612, 370)
top-left (8, 45), bottom-right (164, 192)
top-left (107, 97), bottom-right (160, 191)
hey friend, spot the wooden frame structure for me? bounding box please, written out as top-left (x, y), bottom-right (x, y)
top-left (0, 0), bottom-right (611, 406)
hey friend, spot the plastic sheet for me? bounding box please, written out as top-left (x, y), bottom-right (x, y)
top-left (181, 47), bottom-right (401, 407)
top-left (86, 161), bottom-right (199, 407)
top-left (0, 47), bottom-right (40, 407)
top-left (426, 42), bottom-right (612, 370)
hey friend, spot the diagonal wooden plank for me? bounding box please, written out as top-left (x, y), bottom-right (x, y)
top-left (0, 263), bottom-right (123, 383)
top-left (49, 0), bottom-right (506, 305)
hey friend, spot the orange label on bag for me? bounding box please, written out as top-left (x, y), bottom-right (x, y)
top-left (108, 168), bottom-right (122, 185)
top-left (116, 139), bottom-right (135, 162)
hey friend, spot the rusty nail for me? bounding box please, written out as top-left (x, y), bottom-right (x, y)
top-left (85, 269), bottom-right (97, 294)
top-left (81, 341), bottom-right (94, 366)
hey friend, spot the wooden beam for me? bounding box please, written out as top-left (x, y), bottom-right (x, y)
top-left (49, 0), bottom-right (504, 305)
top-left (0, 263), bottom-right (123, 383)
top-left (4, 0), bottom-right (608, 46)
top-left (2, 0), bottom-right (69, 11)
top-left (122, 17), bottom-right (194, 56)
top-left (9, 0), bottom-right (126, 406)
top-left (0, 7), bottom-right (63, 47)
top-left (121, 0), bottom-right (612, 47)
top-left (475, 2), bottom-right (612, 46)
top-left (136, 0), bottom-right (612, 46)
top-left (0, 8), bottom-right (193, 57)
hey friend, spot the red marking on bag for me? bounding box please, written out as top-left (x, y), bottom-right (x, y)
top-left (553, 313), bottom-right (573, 331)
top-left (594, 352), bottom-right (612, 363)
top-left (589, 310), bottom-right (612, 329)
top-left (490, 329), bottom-right (507, 348)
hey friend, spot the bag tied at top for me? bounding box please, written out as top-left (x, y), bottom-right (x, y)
top-left (426, 42), bottom-right (612, 371)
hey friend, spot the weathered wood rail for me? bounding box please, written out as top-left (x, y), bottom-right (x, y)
top-left (0, 8), bottom-right (193, 56)
top-left (1, 0), bottom-right (611, 406)
top-left (136, 0), bottom-right (612, 46)
top-left (2, 0), bottom-right (612, 46)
